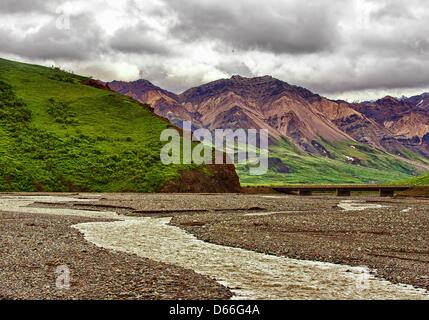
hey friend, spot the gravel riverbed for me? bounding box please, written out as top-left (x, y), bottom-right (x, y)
top-left (2, 193), bottom-right (429, 299)
top-left (0, 198), bottom-right (231, 300)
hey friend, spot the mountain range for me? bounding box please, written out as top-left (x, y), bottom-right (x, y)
top-left (108, 76), bottom-right (429, 155)
top-left (108, 75), bottom-right (429, 185)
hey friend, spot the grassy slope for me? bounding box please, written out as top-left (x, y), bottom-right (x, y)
top-left (238, 138), bottom-right (423, 186)
top-left (0, 58), bottom-right (197, 192)
top-left (394, 174), bottom-right (429, 186)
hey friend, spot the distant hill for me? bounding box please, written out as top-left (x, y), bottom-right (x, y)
top-left (0, 58), bottom-right (240, 192)
top-left (396, 174), bottom-right (429, 186)
top-left (108, 76), bottom-right (429, 185)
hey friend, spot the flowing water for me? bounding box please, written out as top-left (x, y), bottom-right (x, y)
top-left (1, 195), bottom-right (428, 300)
top-left (337, 200), bottom-right (388, 211)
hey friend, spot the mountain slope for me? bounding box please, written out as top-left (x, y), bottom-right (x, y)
top-left (108, 76), bottom-right (427, 184)
top-left (179, 76), bottom-right (355, 151)
top-left (0, 58), bottom-right (240, 192)
top-left (110, 76), bottom-right (355, 152)
top-left (108, 80), bottom-right (197, 127)
top-left (352, 96), bottom-right (429, 158)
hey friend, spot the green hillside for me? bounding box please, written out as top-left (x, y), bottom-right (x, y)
top-left (0, 58), bottom-right (199, 192)
top-left (394, 174), bottom-right (429, 186)
top-left (238, 139), bottom-right (424, 186)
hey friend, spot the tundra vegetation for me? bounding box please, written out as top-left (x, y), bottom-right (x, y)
top-left (0, 58), bottom-right (199, 192)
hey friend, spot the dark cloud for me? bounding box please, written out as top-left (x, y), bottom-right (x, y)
top-left (315, 60), bottom-right (429, 94)
top-left (164, 0), bottom-right (344, 54)
top-left (109, 24), bottom-right (171, 55)
top-left (0, 14), bottom-right (104, 61)
top-left (0, 0), bottom-right (60, 14)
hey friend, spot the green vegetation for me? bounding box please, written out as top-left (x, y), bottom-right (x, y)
top-left (393, 174), bottom-right (429, 186)
top-left (47, 98), bottom-right (79, 125)
top-left (0, 58), bottom-right (198, 192)
top-left (238, 139), bottom-right (423, 186)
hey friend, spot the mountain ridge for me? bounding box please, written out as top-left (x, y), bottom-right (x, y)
top-left (108, 75), bottom-right (429, 158)
top-left (107, 75), bottom-right (429, 184)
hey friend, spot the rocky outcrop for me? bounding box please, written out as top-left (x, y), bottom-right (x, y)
top-left (268, 158), bottom-right (290, 173)
top-left (81, 79), bottom-right (110, 91)
top-left (161, 164), bottom-right (241, 193)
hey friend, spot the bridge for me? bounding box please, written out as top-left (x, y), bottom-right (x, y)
top-left (273, 185), bottom-right (411, 197)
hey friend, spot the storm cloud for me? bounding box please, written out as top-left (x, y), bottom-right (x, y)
top-left (0, 0), bottom-right (60, 13)
top-left (0, 14), bottom-right (104, 61)
top-left (1, 0), bottom-right (429, 100)
top-left (109, 24), bottom-right (171, 55)
top-left (165, 0), bottom-right (344, 54)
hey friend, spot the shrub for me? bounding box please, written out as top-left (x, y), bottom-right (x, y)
top-left (47, 98), bottom-right (78, 125)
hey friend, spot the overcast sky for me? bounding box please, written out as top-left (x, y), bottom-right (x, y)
top-left (1, 0), bottom-right (429, 101)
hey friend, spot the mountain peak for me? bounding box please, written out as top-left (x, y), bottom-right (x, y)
top-left (110, 78), bottom-right (160, 91)
top-left (230, 74), bottom-right (273, 80)
top-left (229, 75), bottom-right (276, 85)
top-left (130, 78), bottom-right (160, 89)
top-left (108, 78), bottom-right (178, 101)
top-left (134, 78), bottom-right (154, 85)
top-left (380, 95), bottom-right (399, 102)
top-left (230, 75), bottom-right (244, 80)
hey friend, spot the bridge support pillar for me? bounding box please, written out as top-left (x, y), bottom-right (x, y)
top-left (379, 189), bottom-right (394, 197)
top-left (336, 189), bottom-right (351, 197)
top-left (299, 190), bottom-right (312, 196)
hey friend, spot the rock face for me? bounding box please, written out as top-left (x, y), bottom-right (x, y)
top-left (160, 164), bottom-right (242, 193)
top-left (351, 95), bottom-right (429, 156)
top-left (268, 158), bottom-right (290, 173)
top-left (108, 76), bottom-right (429, 160)
top-left (81, 79), bottom-right (110, 91)
top-left (108, 80), bottom-right (196, 127)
